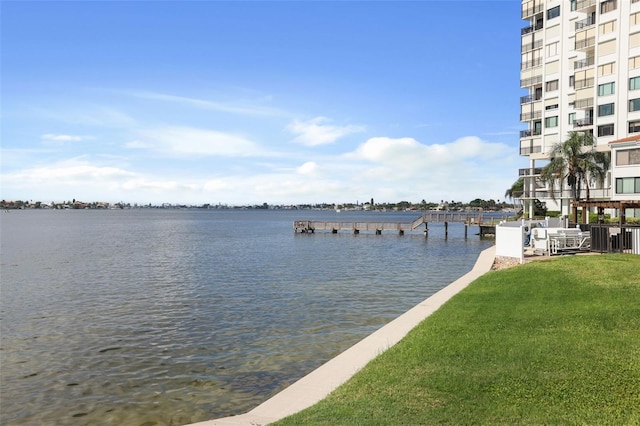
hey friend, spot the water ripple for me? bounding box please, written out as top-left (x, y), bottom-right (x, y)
top-left (1, 209), bottom-right (493, 425)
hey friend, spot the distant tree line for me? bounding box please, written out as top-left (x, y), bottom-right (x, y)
top-left (1, 198), bottom-right (515, 212)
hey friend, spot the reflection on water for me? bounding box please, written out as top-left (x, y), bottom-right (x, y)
top-left (0, 209), bottom-right (493, 425)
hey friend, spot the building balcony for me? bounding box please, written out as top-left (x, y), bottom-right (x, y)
top-left (574, 118), bottom-right (594, 128)
top-left (575, 36), bottom-right (596, 50)
top-left (521, 3), bottom-right (544, 19)
top-left (521, 39), bottom-right (543, 53)
top-left (519, 167), bottom-right (543, 177)
top-left (520, 94), bottom-right (542, 104)
top-left (522, 187), bottom-right (610, 201)
top-left (574, 56), bottom-right (595, 70)
top-left (586, 188), bottom-right (611, 199)
top-left (575, 0), bottom-right (596, 11)
top-left (521, 57), bottom-right (543, 70)
top-left (601, 0), bottom-right (617, 14)
top-left (520, 129), bottom-right (542, 138)
top-left (519, 186), bottom-right (561, 200)
top-left (575, 77), bottom-right (594, 89)
top-left (521, 23), bottom-right (543, 36)
top-left (574, 98), bottom-right (594, 109)
top-left (520, 75), bottom-right (542, 88)
top-left (575, 15), bottom-right (596, 31)
top-left (519, 144), bottom-right (542, 156)
top-left (520, 189), bottom-right (544, 200)
top-left (520, 111), bottom-right (542, 121)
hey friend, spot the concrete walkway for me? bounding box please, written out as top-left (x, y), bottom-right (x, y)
top-left (188, 245), bottom-right (497, 426)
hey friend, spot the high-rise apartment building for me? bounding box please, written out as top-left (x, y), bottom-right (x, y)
top-left (519, 0), bottom-right (640, 219)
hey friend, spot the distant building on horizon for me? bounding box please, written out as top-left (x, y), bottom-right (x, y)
top-left (519, 0), bottom-right (640, 218)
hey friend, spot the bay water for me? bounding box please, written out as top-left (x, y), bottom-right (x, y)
top-left (1, 209), bottom-right (494, 425)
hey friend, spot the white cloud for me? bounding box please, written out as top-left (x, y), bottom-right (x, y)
top-left (448, 136), bottom-right (508, 160)
top-left (135, 126), bottom-right (262, 157)
top-left (248, 174), bottom-right (347, 202)
top-left (352, 136), bottom-right (425, 165)
top-left (3, 159), bottom-right (135, 185)
top-left (483, 130), bottom-right (520, 136)
top-left (1, 132), bottom-right (526, 205)
top-left (343, 135), bottom-right (521, 202)
top-left (36, 106), bottom-right (136, 127)
top-left (296, 161), bottom-right (319, 176)
top-left (1, 158), bottom-right (137, 202)
top-left (41, 134), bottom-right (90, 142)
top-left (0, 158), bottom-right (205, 203)
top-left (131, 91), bottom-right (287, 117)
top-left (119, 178), bottom-right (199, 193)
top-left (352, 135), bottom-right (510, 168)
top-left (124, 140), bottom-right (153, 149)
top-left (186, 134), bottom-right (514, 204)
top-left (287, 117), bottom-right (365, 146)
top-left (203, 178), bottom-right (235, 192)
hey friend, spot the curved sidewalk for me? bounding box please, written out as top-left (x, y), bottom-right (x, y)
top-left (189, 245), bottom-right (496, 426)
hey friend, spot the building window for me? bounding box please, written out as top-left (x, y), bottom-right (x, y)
top-left (601, 0), bottom-right (617, 14)
top-left (616, 148), bottom-right (640, 165)
top-left (534, 120), bottom-right (542, 134)
top-left (545, 80), bottom-right (559, 91)
top-left (569, 112), bottom-right (576, 124)
top-left (630, 120), bottom-right (640, 133)
top-left (545, 116), bottom-right (558, 128)
top-left (576, 77), bottom-right (594, 89)
top-left (598, 82), bottom-right (615, 96)
top-left (630, 99), bottom-right (640, 112)
top-left (546, 104), bottom-right (558, 110)
top-left (598, 103), bottom-right (615, 116)
top-left (630, 76), bottom-right (640, 90)
top-left (616, 177), bottom-right (640, 194)
top-left (546, 42), bottom-right (559, 57)
top-left (547, 6), bottom-right (560, 20)
top-left (598, 62), bottom-right (615, 76)
top-left (569, 75), bottom-right (575, 88)
top-left (599, 20), bottom-right (616, 35)
top-left (597, 123), bottom-right (614, 136)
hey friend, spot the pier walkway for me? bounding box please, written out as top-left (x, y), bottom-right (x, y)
top-left (294, 212), bottom-right (497, 237)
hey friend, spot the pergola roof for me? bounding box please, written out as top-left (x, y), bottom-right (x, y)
top-left (570, 200), bottom-right (640, 225)
top-left (571, 200), bottom-right (640, 209)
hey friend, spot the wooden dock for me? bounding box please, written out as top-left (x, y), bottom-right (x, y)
top-left (294, 212), bottom-right (499, 237)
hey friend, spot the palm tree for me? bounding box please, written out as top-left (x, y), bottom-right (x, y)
top-left (540, 131), bottom-right (610, 202)
top-left (504, 177), bottom-right (524, 201)
top-left (579, 149), bottom-right (611, 201)
top-left (504, 177), bottom-right (525, 214)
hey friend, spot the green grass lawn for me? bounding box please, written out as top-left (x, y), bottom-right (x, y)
top-left (275, 254), bottom-right (640, 425)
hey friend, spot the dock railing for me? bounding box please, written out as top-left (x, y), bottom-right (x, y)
top-left (294, 212), bottom-right (489, 235)
top-left (415, 212), bottom-right (484, 226)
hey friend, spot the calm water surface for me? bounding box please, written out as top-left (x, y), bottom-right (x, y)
top-left (1, 209), bottom-right (494, 425)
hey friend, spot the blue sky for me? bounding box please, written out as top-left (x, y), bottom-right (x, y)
top-left (2, 0), bottom-right (527, 206)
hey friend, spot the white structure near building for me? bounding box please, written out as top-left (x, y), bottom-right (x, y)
top-left (519, 0), bottom-right (640, 219)
top-left (495, 215), bottom-right (640, 260)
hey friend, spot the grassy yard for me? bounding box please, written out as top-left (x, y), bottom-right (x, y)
top-left (275, 254), bottom-right (640, 425)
